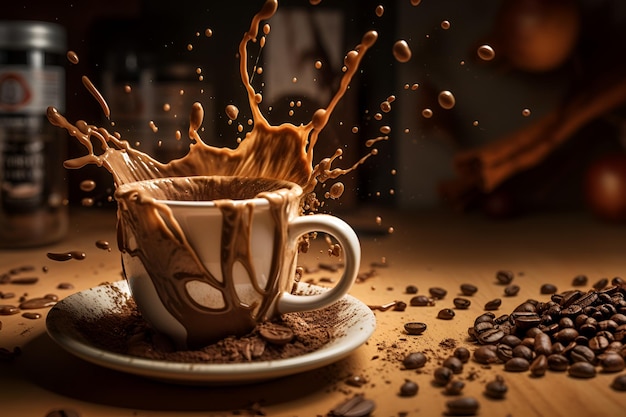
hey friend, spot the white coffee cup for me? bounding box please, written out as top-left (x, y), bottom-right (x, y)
top-left (115, 176), bottom-right (360, 349)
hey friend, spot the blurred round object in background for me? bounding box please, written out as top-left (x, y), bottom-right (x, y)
top-left (495, 0), bottom-right (580, 72)
top-left (584, 153), bottom-right (626, 222)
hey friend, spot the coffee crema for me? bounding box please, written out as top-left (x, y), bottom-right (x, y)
top-left (47, 0), bottom-right (375, 349)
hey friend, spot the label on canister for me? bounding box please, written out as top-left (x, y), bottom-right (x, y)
top-left (0, 66), bottom-right (65, 114)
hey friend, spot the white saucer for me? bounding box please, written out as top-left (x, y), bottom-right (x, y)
top-left (46, 280), bottom-right (376, 384)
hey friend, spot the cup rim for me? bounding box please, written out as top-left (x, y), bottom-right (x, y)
top-left (115, 175), bottom-right (303, 207)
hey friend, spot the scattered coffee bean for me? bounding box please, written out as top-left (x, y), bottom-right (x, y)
top-left (540, 284), bottom-right (557, 294)
top-left (495, 344), bottom-right (513, 362)
top-left (399, 379), bottom-right (419, 397)
top-left (484, 375), bottom-right (507, 399)
top-left (445, 397), bottom-right (480, 416)
top-left (593, 278), bottom-right (609, 290)
top-left (530, 355), bottom-right (548, 377)
top-left (460, 283), bottom-right (478, 296)
top-left (572, 274), bottom-right (588, 286)
top-left (496, 270), bottom-right (514, 285)
top-left (504, 357), bottom-right (530, 372)
top-left (473, 345), bottom-right (497, 364)
top-left (484, 298), bottom-right (502, 311)
top-left (533, 332), bottom-right (552, 356)
top-left (0, 305), bottom-right (19, 315)
top-left (429, 287), bottom-right (447, 299)
top-left (453, 297), bottom-right (471, 309)
top-left (22, 312), bottom-right (41, 320)
top-left (547, 354), bottom-right (569, 372)
top-left (453, 347), bottom-right (470, 363)
top-left (611, 374), bottom-right (626, 391)
top-left (443, 356), bottom-right (464, 374)
top-left (258, 323), bottom-right (293, 345)
top-left (393, 301), bottom-right (407, 311)
top-left (477, 328), bottom-right (505, 345)
top-left (329, 394), bottom-right (376, 417)
top-left (568, 361), bottom-right (596, 378)
top-left (437, 308), bottom-right (455, 320)
top-left (405, 285), bottom-right (418, 294)
top-left (402, 352), bottom-right (427, 369)
top-left (404, 322), bottom-right (427, 336)
top-left (444, 380), bottom-right (465, 396)
top-left (599, 352), bottom-right (625, 373)
top-left (409, 295), bottom-right (434, 306)
top-left (504, 284), bottom-right (520, 297)
top-left (433, 366), bottom-right (453, 386)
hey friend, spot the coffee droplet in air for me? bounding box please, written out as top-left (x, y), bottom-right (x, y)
top-left (477, 44), bottom-right (495, 61)
top-left (375, 5), bottom-right (384, 17)
top-left (79, 180), bottom-right (96, 192)
top-left (329, 182), bottom-right (345, 199)
top-left (441, 20), bottom-right (451, 30)
top-left (225, 104), bottom-right (239, 120)
top-left (422, 108), bottom-right (433, 118)
top-left (410, 0), bottom-right (422, 5)
top-left (392, 40), bottom-right (412, 63)
top-left (437, 90), bottom-right (456, 109)
top-left (66, 50), bottom-right (79, 64)
top-left (522, 108), bottom-right (531, 117)
top-left (82, 76), bottom-right (110, 119)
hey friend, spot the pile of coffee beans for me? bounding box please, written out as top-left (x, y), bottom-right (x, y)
top-left (468, 277), bottom-right (626, 389)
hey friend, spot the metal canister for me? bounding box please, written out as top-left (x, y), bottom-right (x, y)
top-left (0, 21), bottom-right (68, 248)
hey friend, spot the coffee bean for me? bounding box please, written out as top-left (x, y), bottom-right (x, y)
top-left (429, 287), bottom-right (447, 299)
top-left (0, 305), bottom-right (19, 315)
top-left (453, 347), bottom-right (470, 363)
top-left (405, 285), bottom-right (418, 294)
top-left (410, 295), bottom-right (434, 306)
top-left (512, 344), bottom-right (534, 361)
top-left (500, 335), bottom-right (522, 347)
top-left (444, 380), bottom-right (465, 396)
top-left (547, 354), bottom-right (569, 371)
top-left (533, 332), bottom-right (552, 356)
top-left (404, 322), bottom-right (427, 335)
top-left (460, 284), bottom-right (478, 296)
top-left (570, 345), bottom-right (596, 364)
top-left (599, 352), bottom-right (625, 372)
top-left (540, 284), bottom-right (557, 295)
top-left (504, 357), bottom-right (530, 372)
top-left (438, 308), bottom-right (455, 320)
top-left (453, 297), bottom-right (471, 309)
top-left (484, 298), bottom-right (502, 311)
top-left (473, 345), bottom-right (497, 364)
top-left (572, 274), bottom-right (588, 287)
top-left (593, 278), bottom-right (609, 290)
top-left (399, 379), bottom-right (419, 397)
top-left (496, 270), bottom-right (514, 285)
top-left (433, 366), bottom-right (453, 386)
top-left (555, 328), bottom-right (579, 344)
top-left (330, 394), bottom-right (376, 417)
top-left (446, 397), bottom-right (480, 416)
top-left (611, 374), bottom-right (626, 391)
top-left (568, 361), bottom-right (596, 378)
top-left (393, 301), bottom-right (407, 311)
top-left (504, 284), bottom-right (520, 297)
top-left (530, 354), bottom-right (548, 377)
top-left (443, 356), bottom-right (464, 374)
top-left (495, 344), bottom-right (513, 362)
top-left (402, 352), bottom-right (427, 369)
top-left (484, 375), bottom-right (507, 399)
top-left (474, 312), bottom-right (496, 325)
top-left (477, 328), bottom-right (505, 345)
top-left (258, 323), bottom-right (293, 345)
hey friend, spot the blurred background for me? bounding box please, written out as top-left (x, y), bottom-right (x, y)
top-left (3, 0), bottom-right (626, 222)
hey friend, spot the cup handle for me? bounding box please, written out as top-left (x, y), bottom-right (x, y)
top-left (277, 214), bottom-right (361, 314)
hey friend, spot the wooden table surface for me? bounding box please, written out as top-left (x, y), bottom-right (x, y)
top-left (1, 207), bottom-right (625, 417)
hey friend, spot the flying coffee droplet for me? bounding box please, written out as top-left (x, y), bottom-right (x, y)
top-left (380, 101), bottom-right (391, 113)
top-left (81, 198), bottom-right (94, 207)
top-left (393, 40), bottom-right (412, 63)
top-left (437, 91), bottom-right (456, 109)
top-left (379, 125), bottom-right (391, 134)
top-left (422, 108), bottom-right (433, 118)
top-left (522, 108), bottom-right (531, 117)
top-left (477, 44), bottom-right (495, 61)
top-left (441, 20), bottom-right (451, 30)
top-left (205, 28), bottom-right (213, 37)
top-left (79, 180), bottom-right (96, 192)
top-left (263, 23), bottom-right (271, 35)
top-left (124, 85), bottom-right (131, 93)
top-left (329, 182), bottom-right (345, 199)
top-left (410, 0), bottom-right (422, 5)
top-left (66, 50), bottom-right (79, 64)
top-left (375, 5), bottom-right (384, 17)
top-left (163, 103), bottom-right (171, 112)
top-left (315, 60), bottom-right (323, 69)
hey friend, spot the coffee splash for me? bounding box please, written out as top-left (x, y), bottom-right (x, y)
top-left (47, 0), bottom-right (377, 349)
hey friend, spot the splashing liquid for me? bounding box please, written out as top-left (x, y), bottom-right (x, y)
top-left (47, 0), bottom-right (379, 349)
